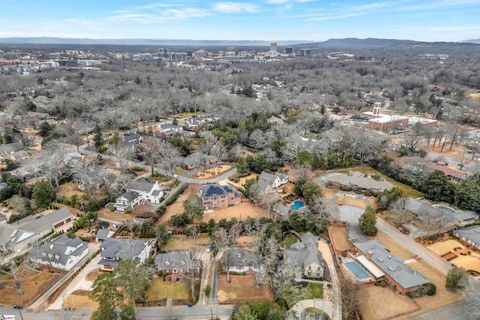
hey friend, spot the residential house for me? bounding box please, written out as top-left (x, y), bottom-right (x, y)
top-left (29, 234), bottom-right (89, 271)
top-left (316, 171), bottom-right (394, 194)
top-left (98, 238), bottom-right (154, 271)
top-left (13, 207), bottom-right (76, 238)
top-left (198, 185), bottom-right (241, 210)
top-left (183, 117), bottom-right (205, 131)
top-left (222, 248), bottom-right (261, 274)
top-left (284, 232), bottom-right (324, 279)
top-left (156, 122), bottom-right (183, 137)
top-left (96, 229), bottom-right (115, 242)
top-left (182, 152), bottom-right (218, 170)
top-left (453, 226), bottom-right (480, 249)
top-left (155, 251), bottom-right (200, 280)
top-left (115, 191), bottom-right (143, 212)
top-left (353, 240), bottom-right (428, 294)
top-left (123, 133), bottom-right (144, 147)
top-left (114, 180), bottom-right (164, 212)
top-left (258, 171), bottom-right (288, 193)
top-left (391, 157), bottom-right (469, 182)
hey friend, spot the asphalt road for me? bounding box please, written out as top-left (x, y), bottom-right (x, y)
top-left (376, 218), bottom-right (452, 275)
top-left (0, 307), bottom-right (91, 320)
top-left (136, 304), bottom-right (234, 320)
top-left (411, 301), bottom-right (477, 320)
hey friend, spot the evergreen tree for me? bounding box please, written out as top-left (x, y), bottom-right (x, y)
top-left (359, 206), bottom-right (378, 236)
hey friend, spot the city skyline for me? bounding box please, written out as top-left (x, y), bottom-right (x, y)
top-left (1, 0), bottom-right (480, 42)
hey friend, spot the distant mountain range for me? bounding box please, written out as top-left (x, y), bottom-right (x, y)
top-left (0, 37), bottom-right (305, 47)
top-left (463, 39), bottom-right (480, 44)
top-left (0, 36), bottom-right (478, 48)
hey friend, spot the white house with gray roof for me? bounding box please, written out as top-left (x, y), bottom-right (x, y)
top-left (99, 238), bottom-right (154, 271)
top-left (354, 240), bottom-right (428, 294)
top-left (258, 171), bottom-right (288, 193)
top-left (114, 180), bottom-right (164, 212)
top-left (284, 232), bottom-right (324, 279)
top-left (29, 235), bottom-right (89, 271)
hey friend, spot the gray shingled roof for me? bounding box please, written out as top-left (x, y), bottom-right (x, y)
top-left (454, 225), bottom-right (480, 245)
top-left (100, 238), bottom-right (152, 261)
top-left (96, 229), bottom-right (113, 241)
top-left (120, 191), bottom-right (141, 202)
top-left (30, 234), bottom-right (88, 266)
top-left (183, 152), bottom-right (217, 167)
top-left (404, 199), bottom-right (457, 225)
top-left (317, 171), bottom-right (394, 192)
top-left (258, 171), bottom-right (288, 191)
top-left (15, 207), bottom-right (73, 235)
top-left (284, 232), bottom-right (324, 268)
top-left (127, 180), bottom-right (155, 193)
top-left (354, 240), bottom-right (428, 289)
top-left (222, 248), bottom-right (260, 269)
top-left (155, 251), bottom-right (200, 271)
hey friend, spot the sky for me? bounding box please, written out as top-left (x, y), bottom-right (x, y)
top-left (1, 0), bottom-right (480, 41)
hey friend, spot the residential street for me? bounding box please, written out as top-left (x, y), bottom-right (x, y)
top-left (376, 218), bottom-right (452, 275)
top-left (136, 304), bottom-right (234, 320)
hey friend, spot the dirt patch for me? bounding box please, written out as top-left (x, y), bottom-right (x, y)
top-left (327, 224), bottom-right (352, 252)
top-left (193, 165), bottom-right (233, 180)
top-left (163, 234), bottom-right (210, 251)
top-left (98, 208), bottom-right (133, 223)
top-left (160, 185), bottom-right (200, 223)
top-left (203, 201), bottom-right (268, 222)
top-left (428, 239), bottom-right (480, 274)
top-left (217, 274), bottom-right (274, 304)
top-left (63, 290), bottom-right (98, 310)
top-left (131, 203), bottom-right (156, 219)
top-left (358, 285), bottom-right (419, 320)
top-left (86, 269), bottom-right (100, 282)
top-left (237, 173), bottom-right (258, 186)
top-left (0, 266), bottom-right (63, 307)
top-left (57, 182), bottom-right (87, 200)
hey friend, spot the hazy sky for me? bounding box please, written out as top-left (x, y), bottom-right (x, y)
top-left (1, 0), bottom-right (480, 41)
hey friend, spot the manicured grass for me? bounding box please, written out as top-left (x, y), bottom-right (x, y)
top-left (335, 166), bottom-right (423, 198)
top-left (307, 282), bottom-right (323, 298)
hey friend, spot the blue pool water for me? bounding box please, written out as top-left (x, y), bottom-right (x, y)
top-left (345, 261), bottom-right (369, 280)
top-left (290, 200), bottom-right (305, 211)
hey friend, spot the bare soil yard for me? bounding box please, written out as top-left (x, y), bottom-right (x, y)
top-left (327, 224), bottom-right (352, 252)
top-left (217, 274), bottom-right (274, 304)
top-left (358, 285), bottom-right (419, 320)
top-left (160, 185), bottom-right (199, 223)
top-left (63, 290), bottom-right (98, 310)
top-left (144, 278), bottom-right (191, 302)
top-left (193, 164), bottom-right (233, 180)
top-left (0, 266), bottom-right (63, 307)
top-left (163, 234), bottom-right (210, 251)
top-left (428, 239), bottom-right (480, 274)
top-left (204, 201), bottom-right (268, 222)
top-left (98, 208), bottom-right (133, 223)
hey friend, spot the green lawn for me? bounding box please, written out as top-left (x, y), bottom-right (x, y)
top-left (281, 282), bottom-right (323, 308)
top-left (334, 166), bottom-right (423, 198)
top-left (281, 234), bottom-right (299, 248)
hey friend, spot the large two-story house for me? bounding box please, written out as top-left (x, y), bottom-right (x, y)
top-left (198, 185), bottom-right (241, 210)
top-left (98, 238), bottom-right (154, 271)
top-left (29, 235), bottom-right (89, 271)
top-left (222, 248), bottom-right (261, 274)
top-left (284, 232), bottom-right (325, 279)
top-left (155, 251), bottom-right (200, 280)
top-left (115, 180), bottom-right (164, 212)
top-left (257, 171), bottom-right (288, 193)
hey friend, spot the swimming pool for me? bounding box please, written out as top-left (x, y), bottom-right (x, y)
top-left (290, 200), bottom-right (305, 211)
top-left (345, 261), bottom-right (370, 280)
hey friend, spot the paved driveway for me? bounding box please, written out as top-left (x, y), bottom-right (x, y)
top-left (318, 239), bottom-right (342, 320)
top-left (48, 252), bottom-right (101, 310)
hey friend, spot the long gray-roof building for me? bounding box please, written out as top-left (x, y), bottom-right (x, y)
top-left (354, 240), bottom-right (428, 294)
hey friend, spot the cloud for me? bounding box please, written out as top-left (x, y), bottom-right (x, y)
top-left (213, 2), bottom-right (259, 13)
top-left (266, 0), bottom-right (317, 4)
top-left (107, 7), bottom-right (210, 23)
